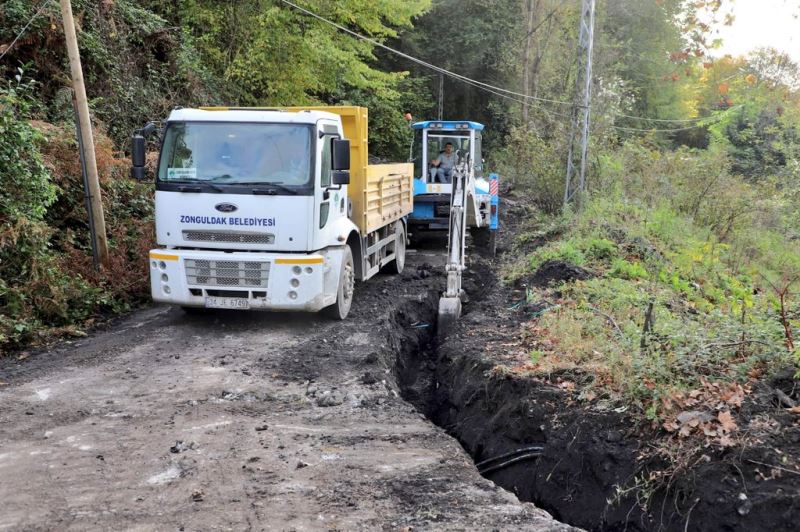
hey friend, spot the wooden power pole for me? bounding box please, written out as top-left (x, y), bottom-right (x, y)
top-left (59, 0), bottom-right (109, 267)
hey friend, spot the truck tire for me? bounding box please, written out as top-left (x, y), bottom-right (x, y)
top-left (385, 222), bottom-right (406, 274)
top-left (470, 226), bottom-right (497, 257)
top-left (324, 245), bottom-right (355, 320)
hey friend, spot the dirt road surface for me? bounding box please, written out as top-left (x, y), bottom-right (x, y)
top-left (0, 254), bottom-right (572, 531)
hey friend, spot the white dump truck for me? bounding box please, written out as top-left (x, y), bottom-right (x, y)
top-left (131, 106), bottom-right (413, 319)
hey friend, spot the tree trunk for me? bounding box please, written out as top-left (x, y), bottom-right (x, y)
top-left (521, 0), bottom-right (537, 124)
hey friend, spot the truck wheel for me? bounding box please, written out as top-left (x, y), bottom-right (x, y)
top-left (324, 245), bottom-right (355, 320)
top-left (470, 227), bottom-right (497, 257)
top-left (385, 222), bottom-right (406, 274)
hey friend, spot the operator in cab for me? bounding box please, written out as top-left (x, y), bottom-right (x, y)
top-left (429, 142), bottom-right (457, 183)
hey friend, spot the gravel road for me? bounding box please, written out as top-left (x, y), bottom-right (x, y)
top-left (0, 254), bottom-right (572, 531)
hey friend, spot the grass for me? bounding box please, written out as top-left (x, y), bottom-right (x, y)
top-left (507, 195), bottom-right (795, 420)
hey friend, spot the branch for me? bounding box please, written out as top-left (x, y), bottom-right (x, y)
top-left (702, 339), bottom-right (773, 350)
top-left (588, 306), bottom-right (625, 338)
top-left (746, 459), bottom-right (800, 477)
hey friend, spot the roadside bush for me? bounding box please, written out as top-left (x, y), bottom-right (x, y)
top-left (496, 127), bottom-right (565, 214)
top-left (0, 80), bottom-right (153, 355)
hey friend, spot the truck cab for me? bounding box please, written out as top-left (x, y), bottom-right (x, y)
top-left (132, 107), bottom-right (412, 318)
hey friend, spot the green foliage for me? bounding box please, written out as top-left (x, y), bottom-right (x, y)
top-left (0, 77), bottom-right (56, 220)
top-left (0, 80), bottom-right (86, 349)
top-left (518, 125), bottom-right (800, 406)
top-left (529, 240), bottom-right (586, 271)
top-left (496, 126), bottom-right (567, 214)
top-left (610, 259), bottom-right (649, 281)
top-left (587, 238), bottom-right (618, 261)
top-left (393, 0), bottom-right (523, 149)
top-left (0, 78), bottom-right (154, 354)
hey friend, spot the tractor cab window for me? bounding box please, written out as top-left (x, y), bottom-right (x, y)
top-left (474, 132), bottom-right (483, 177)
top-left (425, 133), bottom-right (470, 183)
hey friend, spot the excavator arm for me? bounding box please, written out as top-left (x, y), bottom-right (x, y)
top-left (437, 159), bottom-right (472, 337)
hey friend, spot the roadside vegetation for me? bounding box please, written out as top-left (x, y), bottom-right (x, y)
top-left (499, 46), bottom-right (800, 445)
top-left (506, 148), bottom-right (799, 415)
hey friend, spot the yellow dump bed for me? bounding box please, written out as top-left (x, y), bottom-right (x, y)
top-left (282, 106), bottom-right (413, 234)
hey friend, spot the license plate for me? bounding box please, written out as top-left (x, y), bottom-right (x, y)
top-left (205, 297), bottom-right (250, 310)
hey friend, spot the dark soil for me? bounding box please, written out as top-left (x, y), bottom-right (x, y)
top-left (396, 252), bottom-right (800, 532)
top-left (519, 259), bottom-right (593, 289)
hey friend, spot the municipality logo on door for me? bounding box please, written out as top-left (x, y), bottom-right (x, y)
top-left (215, 203), bottom-right (238, 213)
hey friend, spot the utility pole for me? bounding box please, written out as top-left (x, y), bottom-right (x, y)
top-left (563, 0), bottom-right (596, 208)
top-left (59, 0), bottom-right (109, 268)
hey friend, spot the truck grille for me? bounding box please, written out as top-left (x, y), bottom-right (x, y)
top-left (185, 259), bottom-right (270, 288)
top-left (182, 230), bottom-right (275, 245)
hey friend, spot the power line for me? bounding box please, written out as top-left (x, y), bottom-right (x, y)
top-left (614, 105), bottom-right (742, 124)
top-left (279, 0), bottom-right (573, 107)
top-left (609, 104), bottom-right (742, 132)
top-left (0, 0), bottom-right (53, 63)
top-left (279, 0), bottom-right (733, 132)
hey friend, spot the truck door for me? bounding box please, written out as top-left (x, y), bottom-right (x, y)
top-left (316, 123), bottom-right (347, 247)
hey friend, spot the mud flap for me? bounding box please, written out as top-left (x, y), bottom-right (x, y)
top-left (437, 296), bottom-right (461, 340)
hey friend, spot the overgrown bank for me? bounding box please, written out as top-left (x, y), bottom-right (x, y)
top-left (396, 193), bottom-right (800, 530)
top-left (0, 82), bottom-right (153, 354)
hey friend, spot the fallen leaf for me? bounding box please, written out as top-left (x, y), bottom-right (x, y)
top-left (558, 380), bottom-right (576, 392)
top-left (718, 435), bottom-right (735, 447)
top-left (787, 406), bottom-right (800, 415)
top-left (679, 424), bottom-right (693, 438)
top-left (718, 410), bottom-right (738, 433)
top-left (663, 420), bottom-right (680, 433)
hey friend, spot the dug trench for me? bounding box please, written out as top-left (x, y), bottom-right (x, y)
top-left (394, 257), bottom-right (800, 532)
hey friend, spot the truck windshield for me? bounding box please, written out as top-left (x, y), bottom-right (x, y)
top-left (158, 122), bottom-right (313, 187)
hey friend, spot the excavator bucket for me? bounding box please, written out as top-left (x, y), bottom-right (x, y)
top-left (437, 295), bottom-right (461, 340)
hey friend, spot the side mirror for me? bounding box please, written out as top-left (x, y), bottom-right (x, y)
top-left (331, 138), bottom-right (351, 171)
top-left (131, 133), bottom-right (147, 180)
top-left (332, 170), bottom-right (350, 185)
top-left (130, 122), bottom-right (157, 180)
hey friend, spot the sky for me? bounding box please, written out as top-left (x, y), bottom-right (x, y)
top-left (710, 0), bottom-right (800, 62)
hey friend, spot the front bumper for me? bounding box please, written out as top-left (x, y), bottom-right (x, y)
top-left (148, 248), bottom-right (344, 312)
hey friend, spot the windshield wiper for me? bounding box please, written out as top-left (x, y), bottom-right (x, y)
top-left (241, 182), bottom-right (298, 195)
top-left (179, 183), bottom-right (224, 192)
